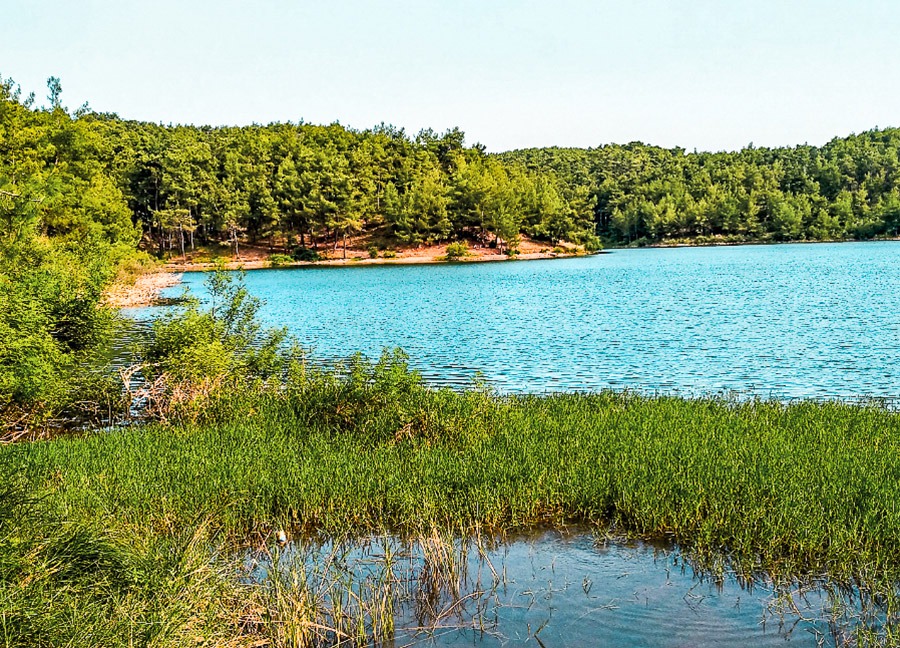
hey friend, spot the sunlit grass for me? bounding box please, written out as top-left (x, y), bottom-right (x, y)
top-left (7, 387), bottom-right (900, 584)
top-left (5, 345), bottom-right (900, 645)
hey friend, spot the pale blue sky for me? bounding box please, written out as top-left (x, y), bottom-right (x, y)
top-left (3, 1), bottom-right (899, 152)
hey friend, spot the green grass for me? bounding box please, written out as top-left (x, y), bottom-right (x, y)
top-left (6, 389), bottom-right (900, 582)
top-left (5, 378), bottom-right (900, 645)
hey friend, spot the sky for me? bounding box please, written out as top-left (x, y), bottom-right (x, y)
top-left (3, 0), bottom-right (900, 152)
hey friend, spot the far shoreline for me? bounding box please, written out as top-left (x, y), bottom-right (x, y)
top-left (162, 249), bottom-right (598, 273)
top-left (157, 236), bottom-right (900, 273)
top-left (608, 235), bottom-right (900, 251)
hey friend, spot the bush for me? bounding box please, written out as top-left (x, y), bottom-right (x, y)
top-left (583, 236), bottom-right (604, 252)
top-left (1, 233), bottom-right (128, 432)
top-left (268, 253), bottom-right (293, 267)
top-left (444, 241), bottom-right (469, 260)
top-left (367, 245), bottom-right (379, 259)
top-left (291, 247), bottom-right (321, 262)
top-left (138, 271), bottom-right (289, 419)
top-left (382, 250), bottom-right (397, 259)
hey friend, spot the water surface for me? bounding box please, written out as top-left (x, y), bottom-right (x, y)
top-left (146, 242), bottom-right (899, 399)
top-left (250, 532), bottom-right (859, 647)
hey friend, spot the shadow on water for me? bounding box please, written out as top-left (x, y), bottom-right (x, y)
top-left (244, 530), bottom-right (892, 647)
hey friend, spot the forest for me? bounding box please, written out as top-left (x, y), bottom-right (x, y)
top-left (6, 76), bottom-right (900, 265)
top-left (501, 136), bottom-right (900, 245)
top-left (3, 74), bottom-right (900, 426)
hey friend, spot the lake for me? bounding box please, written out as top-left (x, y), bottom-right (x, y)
top-left (148, 241), bottom-right (900, 400)
top-left (130, 241), bottom-right (900, 645)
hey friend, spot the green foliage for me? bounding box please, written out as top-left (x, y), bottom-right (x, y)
top-left (367, 244), bottom-right (379, 258)
top-left (267, 253), bottom-right (293, 266)
top-left (5, 389), bottom-right (900, 591)
top-left (0, 232), bottom-right (123, 420)
top-left (11, 71), bottom-right (900, 266)
top-left (444, 241), bottom-right (469, 260)
top-left (141, 270), bottom-right (288, 384)
top-left (582, 236), bottom-right (603, 252)
top-left (8, 70), bottom-right (900, 276)
top-left (0, 76), bottom-right (146, 432)
top-left (501, 135), bottom-right (900, 245)
top-left (0, 502), bottom-right (258, 647)
top-left (291, 246), bottom-right (321, 262)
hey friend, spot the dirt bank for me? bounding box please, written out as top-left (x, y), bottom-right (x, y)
top-left (103, 272), bottom-right (183, 308)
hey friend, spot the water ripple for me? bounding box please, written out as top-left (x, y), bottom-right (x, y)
top-left (132, 242), bottom-right (900, 399)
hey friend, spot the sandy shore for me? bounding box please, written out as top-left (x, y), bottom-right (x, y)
top-left (163, 250), bottom-right (580, 272)
top-left (103, 272), bottom-right (183, 308)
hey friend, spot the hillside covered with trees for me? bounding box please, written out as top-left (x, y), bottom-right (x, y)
top-left (6, 75), bottom-right (900, 266)
top-left (500, 135), bottom-right (900, 245)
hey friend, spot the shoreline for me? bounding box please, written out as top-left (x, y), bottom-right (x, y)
top-left (162, 250), bottom-right (589, 272)
top-left (609, 236), bottom-right (900, 251)
top-left (103, 271), bottom-right (183, 308)
top-left (156, 237), bottom-right (900, 272)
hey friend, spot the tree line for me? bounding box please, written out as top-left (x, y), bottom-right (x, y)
top-left (90, 111), bottom-right (598, 258)
top-left (500, 135), bottom-right (900, 245)
top-left (7, 75), bottom-right (900, 264)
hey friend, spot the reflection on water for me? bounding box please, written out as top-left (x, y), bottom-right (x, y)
top-left (247, 532), bottom-right (879, 647)
top-left (132, 242), bottom-right (900, 400)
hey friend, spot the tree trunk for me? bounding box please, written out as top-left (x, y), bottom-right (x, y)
top-left (156, 217), bottom-right (164, 257)
top-left (343, 232), bottom-right (347, 259)
top-left (179, 225), bottom-right (186, 261)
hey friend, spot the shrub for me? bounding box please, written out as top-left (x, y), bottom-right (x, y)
top-left (1, 233), bottom-right (126, 432)
top-left (583, 236), bottom-right (604, 252)
top-left (367, 245), bottom-right (379, 259)
top-left (382, 250), bottom-right (397, 259)
top-left (444, 241), bottom-right (469, 260)
top-left (268, 253), bottom-right (293, 267)
top-left (138, 270), bottom-right (289, 419)
top-left (291, 247), bottom-right (320, 262)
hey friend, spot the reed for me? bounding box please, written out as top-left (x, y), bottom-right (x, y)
top-left (6, 382), bottom-right (900, 584)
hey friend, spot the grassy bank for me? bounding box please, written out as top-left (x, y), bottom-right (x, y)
top-left (6, 385), bottom-right (900, 576)
top-left (4, 377), bottom-right (900, 644)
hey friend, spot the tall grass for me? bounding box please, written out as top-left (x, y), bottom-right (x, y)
top-left (6, 376), bottom-right (900, 584)
top-left (4, 365), bottom-right (900, 644)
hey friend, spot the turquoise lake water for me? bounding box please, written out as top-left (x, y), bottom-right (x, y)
top-left (133, 242), bottom-right (899, 645)
top-left (155, 241), bottom-right (900, 399)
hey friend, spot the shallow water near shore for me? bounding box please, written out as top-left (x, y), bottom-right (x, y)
top-left (138, 241), bottom-right (900, 400)
top-left (248, 531), bottom-right (872, 647)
